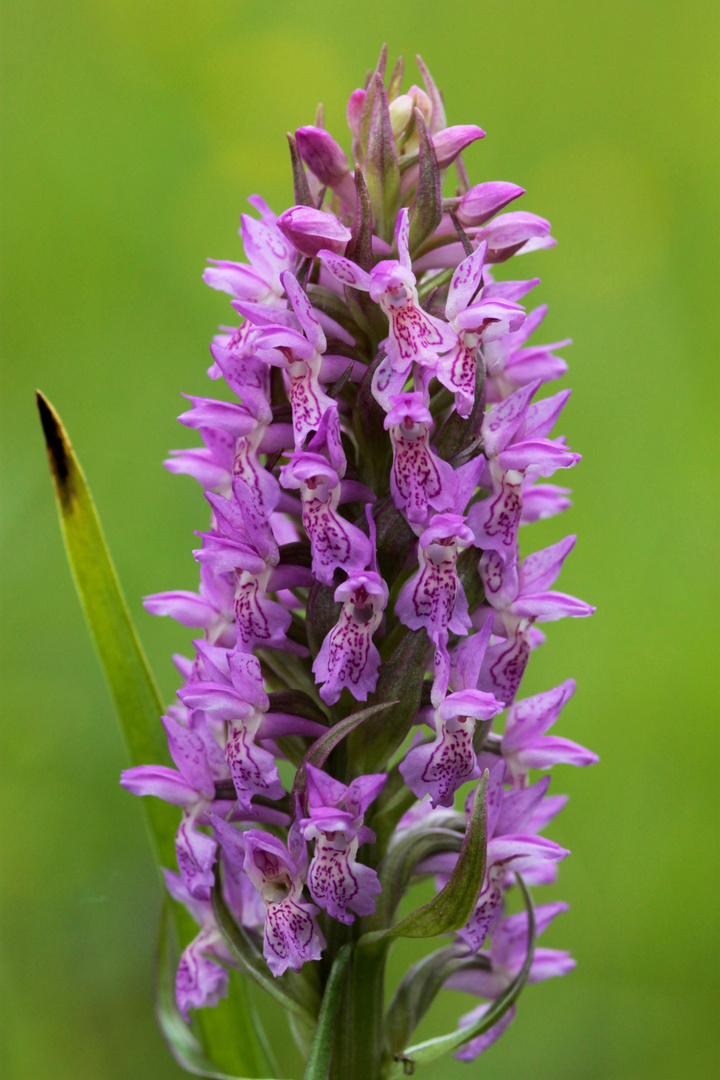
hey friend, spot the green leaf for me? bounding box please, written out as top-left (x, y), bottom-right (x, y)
top-left (37, 391), bottom-right (175, 866)
top-left (292, 700), bottom-right (399, 813)
top-left (211, 874), bottom-right (319, 1027)
top-left (369, 827), bottom-right (464, 934)
top-left (359, 771), bottom-right (488, 945)
top-left (394, 875), bottom-right (537, 1071)
top-left (156, 902), bottom-right (275, 1080)
top-left (383, 943), bottom-right (477, 1057)
top-left (39, 394), bottom-right (265, 1076)
top-left (302, 944), bottom-right (352, 1080)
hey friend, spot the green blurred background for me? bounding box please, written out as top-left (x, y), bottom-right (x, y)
top-left (2, 1), bottom-right (718, 1077)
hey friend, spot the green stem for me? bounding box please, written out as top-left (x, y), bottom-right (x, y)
top-left (329, 939), bottom-right (388, 1080)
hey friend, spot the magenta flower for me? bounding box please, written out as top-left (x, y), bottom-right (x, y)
top-left (280, 451), bottom-right (373, 585)
top-left (384, 391), bottom-right (456, 527)
top-left (501, 680), bottom-right (598, 787)
top-left (396, 513), bottom-right (475, 699)
top-left (436, 242), bottom-right (527, 416)
top-left (242, 830), bottom-right (325, 976)
top-left (484, 302), bottom-right (571, 403)
top-left (249, 270), bottom-right (337, 449)
top-left (312, 570), bottom-right (388, 703)
top-left (449, 903), bottom-right (575, 1061)
top-left (164, 869), bottom-right (234, 1020)
top-left (299, 765), bottom-right (386, 923)
top-left (318, 209), bottom-right (454, 380)
top-left (468, 381), bottom-right (579, 562)
top-left (203, 198), bottom-right (294, 304)
top-left (178, 651), bottom-right (323, 809)
top-left (399, 688), bottom-right (504, 807)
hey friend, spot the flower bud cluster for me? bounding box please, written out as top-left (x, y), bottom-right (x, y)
top-left (122, 50), bottom-right (596, 1067)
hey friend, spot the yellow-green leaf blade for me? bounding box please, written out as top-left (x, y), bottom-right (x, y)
top-left (37, 391), bottom-right (176, 865)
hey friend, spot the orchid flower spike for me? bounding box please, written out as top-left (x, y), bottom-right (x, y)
top-left (118, 51), bottom-right (595, 1079)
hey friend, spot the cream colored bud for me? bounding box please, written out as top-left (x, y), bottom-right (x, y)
top-left (389, 94), bottom-right (414, 137)
top-left (406, 85), bottom-right (433, 126)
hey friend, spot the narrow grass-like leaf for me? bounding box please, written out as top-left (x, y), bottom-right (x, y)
top-left (37, 391), bottom-right (174, 865)
top-left (393, 875), bottom-right (536, 1071)
top-left (360, 771), bottom-right (488, 946)
top-left (40, 394), bottom-right (265, 1076)
top-left (156, 902), bottom-right (275, 1079)
top-left (302, 944), bottom-right (352, 1080)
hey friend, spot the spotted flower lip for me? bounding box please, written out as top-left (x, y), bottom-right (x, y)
top-left (399, 688), bottom-right (504, 807)
top-left (298, 766), bottom-right (386, 923)
top-left (384, 391), bottom-right (457, 527)
top-left (318, 208), bottom-right (455, 376)
top-left (436, 241), bottom-right (527, 416)
top-left (118, 51), bottom-right (595, 1065)
top-left (312, 570), bottom-right (388, 704)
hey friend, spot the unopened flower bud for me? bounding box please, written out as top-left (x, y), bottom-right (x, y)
top-left (390, 85), bottom-right (433, 150)
top-left (276, 205), bottom-right (352, 258)
top-left (295, 126), bottom-right (351, 188)
top-left (432, 124), bottom-right (485, 168)
top-left (389, 94), bottom-right (414, 137)
top-left (346, 88), bottom-right (365, 139)
top-left (406, 84), bottom-right (432, 125)
top-left (457, 181), bottom-right (526, 227)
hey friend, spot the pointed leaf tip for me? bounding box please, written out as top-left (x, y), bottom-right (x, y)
top-left (37, 391), bottom-right (174, 866)
top-left (365, 73), bottom-right (401, 244)
top-left (408, 110), bottom-right (442, 254)
top-left (37, 390), bottom-right (73, 503)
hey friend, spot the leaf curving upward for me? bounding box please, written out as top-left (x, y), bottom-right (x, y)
top-left (38, 393), bottom-right (268, 1078)
top-left (392, 874), bottom-right (537, 1072)
top-left (37, 391), bottom-right (174, 865)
